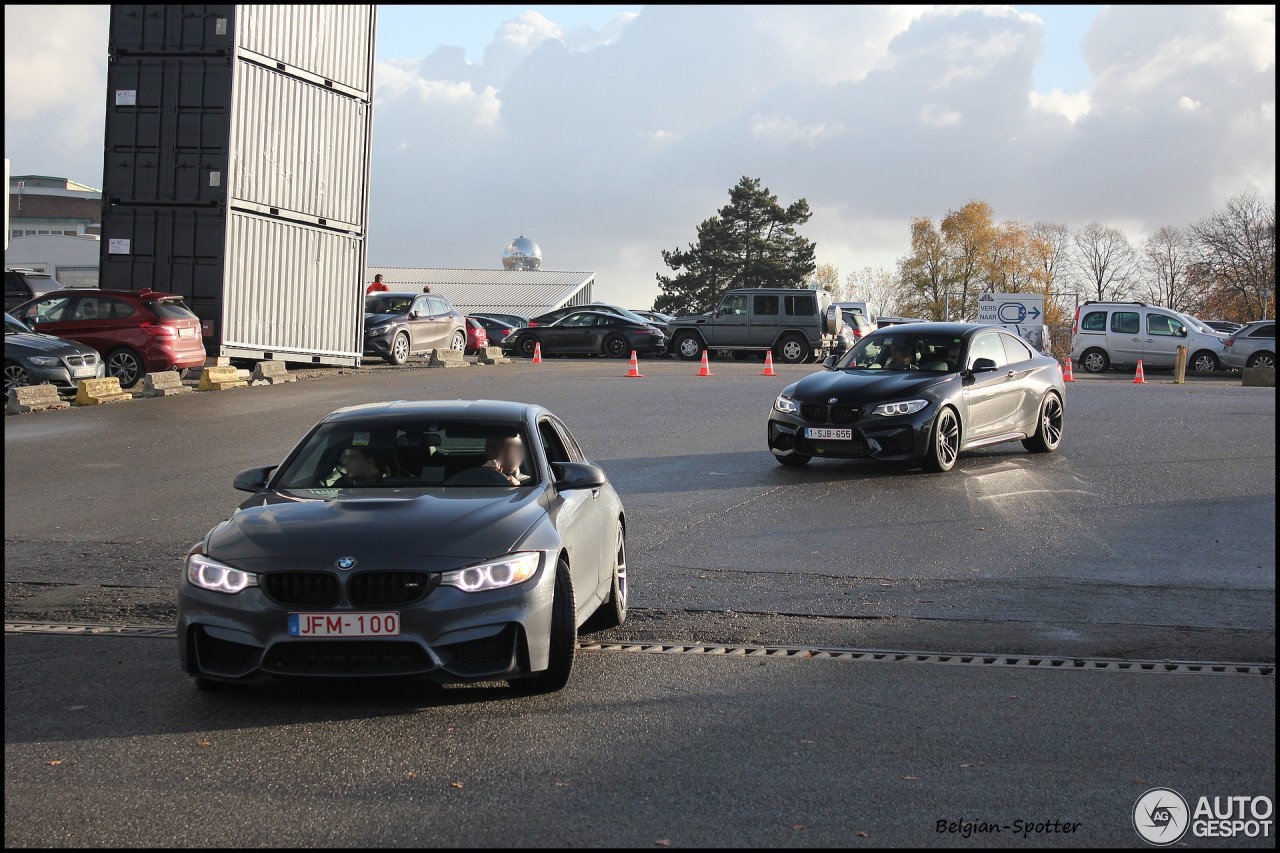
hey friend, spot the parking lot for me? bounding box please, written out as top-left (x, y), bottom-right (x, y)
top-left (4, 358), bottom-right (1276, 846)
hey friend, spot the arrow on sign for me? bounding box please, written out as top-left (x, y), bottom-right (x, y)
top-left (1028, 307), bottom-right (1041, 319)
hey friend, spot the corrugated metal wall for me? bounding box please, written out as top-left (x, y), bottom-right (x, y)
top-left (236, 5), bottom-right (375, 93)
top-left (222, 211), bottom-right (363, 359)
top-left (100, 4), bottom-right (375, 366)
top-left (229, 61), bottom-right (370, 227)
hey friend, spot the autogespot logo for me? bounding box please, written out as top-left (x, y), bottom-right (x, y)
top-left (1134, 788), bottom-right (1190, 846)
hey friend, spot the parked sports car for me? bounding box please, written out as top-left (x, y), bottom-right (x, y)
top-left (768, 323), bottom-right (1065, 472)
top-left (178, 400), bottom-right (627, 693)
top-left (503, 310), bottom-right (666, 358)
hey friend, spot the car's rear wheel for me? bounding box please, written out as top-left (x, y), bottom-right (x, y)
top-left (1022, 393), bottom-right (1064, 453)
top-left (450, 331), bottom-right (466, 352)
top-left (603, 334), bottom-right (629, 358)
top-left (1080, 348), bottom-right (1109, 373)
top-left (587, 524), bottom-right (628, 630)
top-left (672, 333), bottom-right (703, 361)
top-left (1190, 350), bottom-right (1219, 373)
top-left (4, 360), bottom-right (30, 393)
top-left (387, 333), bottom-right (410, 365)
top-left (509, 557), bottom-right (575, 694)
top-left (775, 452), bottom-right (811, 467)
top-left (922, 407), bottom-right (961, 472)
top-left (516, 334), bottom-right (539, 358)
top-left (106, 347), bottom-right (145, 388)
top-left (775, 334), bottom-right (809, 365)
top-left (1246, 351), bottom-right (1275, 369)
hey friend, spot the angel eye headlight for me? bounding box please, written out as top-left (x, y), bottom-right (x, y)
top-left (441, 552), bottom-right (541, 592)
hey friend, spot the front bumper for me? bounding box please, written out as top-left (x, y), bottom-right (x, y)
top-left (21, 361), bottom-right (106, 393)
top-left (768, 406), bottom-right (935, 461)
top-left (363, 333), bottom-right (394, 358)
top-left (177, 554), bottom-right (557, 685)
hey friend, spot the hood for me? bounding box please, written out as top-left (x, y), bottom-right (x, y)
top-left (788, 368), bottom-right (955, 403)
top-left (364, 312), bottom-right (404, 326)
top-left (208, 487), bottom-right (550, 564)
top-left (5, 332), bottom-right (94, 358)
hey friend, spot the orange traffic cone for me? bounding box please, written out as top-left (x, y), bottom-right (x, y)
top-left (1133, 360), bottom-right (1146, 384)
top-left (697, 350), bottom-right (714, 377)
top-left (1062, 359), bottom-right (1075, 382)
top-left (626, 351), bottom-right (643, 378)
top-left (532, 342), bottom-right (543, 364)
top-left (762, 351), bottom-right (778, 377)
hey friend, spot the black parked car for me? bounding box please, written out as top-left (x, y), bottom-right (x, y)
top-left (528, 304), bottom-right (654, 328)
top-left (364, 292), bottom-right (467, 365)
top-left (768, 323), bottom-right (1065, 472)
top-left (471, 314), bottom-right (527, 346)
top-left (178, 400), bottom-right (627, 693)
top-left (503, 310), bottom-right (666, 358)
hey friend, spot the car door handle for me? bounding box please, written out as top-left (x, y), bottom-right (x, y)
top-left (1143, 339), bottom-right (1153, 343)
top-left (1007, 370), bottom-right (1017, 378)
top-left (590, 488), bottom-right (601, 499)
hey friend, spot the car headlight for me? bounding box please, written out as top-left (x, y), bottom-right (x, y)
top-left (26, 356), bottom-right (60, 367)
top-left (774, 394), bottom-right (799, 414)
top-left (186, 553), bottom-right (258, 594)
top-left (441, 552), bottom-right (541, 593)
top-left (367, 324), bottom-right (392, 337)
top-left (871, 400), bottom-right (929, 417)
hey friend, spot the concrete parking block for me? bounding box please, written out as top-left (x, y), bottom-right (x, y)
top-left (250, 361), bottom-right (295, 385)
top-left (6, 385), bottom-right (71, 414)
top-left (477, 347), bottom-right (511, 365)
top-left (428, 348), bottom-right (468, 368)
top-left (197, 366), bottom-right (249, 391)
top-left (140, 371), bottom-right (192, 397)
top-left (1242, 367), bottom-right (1276, 387)
top-left (73, 377), bottom-right (132, 406)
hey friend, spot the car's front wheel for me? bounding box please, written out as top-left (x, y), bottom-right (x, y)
top-left (387, 333), bottom-right (410, 365)
top-left (1080, 347), bottom-right (1109, 373)
top-left (672, 333), bottom-right (703, 361)
top-left (106, 347), bottom-right (145, 388)
top-left (922, 407), bottom-right (961, 472)
top-left (1190, 350), bottom-right (1219, 373)
top-left (1022, 392), bottom-right (1064, 453)
top-left (4, 360), bottom-right (30, 393)
top-left (587, 524), bottom-right (628, 630)
top-left (450, 331), bottom-right (466, 353)
top-left (509, 557), bottom-right (575, 694)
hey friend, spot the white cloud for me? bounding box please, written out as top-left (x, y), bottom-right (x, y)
top-left (1030, 89), bottom-right (1093, 123)
top-left (1177, 96), bottom-right (1202, 112)
top-left (750, 114), bottom-right (848, 145)
top-left (918, 104), bottom-right (963, 127)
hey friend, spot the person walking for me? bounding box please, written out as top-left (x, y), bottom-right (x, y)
top-left (367, 273), bottom-right (389, 294)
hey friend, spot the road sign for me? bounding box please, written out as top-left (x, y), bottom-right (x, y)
top-left (978, 292), bottom-right (1044, 324)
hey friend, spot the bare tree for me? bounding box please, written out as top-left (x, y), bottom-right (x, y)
top-left (1189, 192), bottom-right (1276, 320)
top-left (843, 266), bottom-right (903, 318)
top-left (1072, 222), bottom-right (1138, 302)
top-left (1141, 226), bottom-right (1200, 313)
top-left (810, 262), bottom-right (841, 295)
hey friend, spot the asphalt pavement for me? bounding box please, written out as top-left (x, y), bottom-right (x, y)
top-left (4, 357), bottom-right (1276, 847)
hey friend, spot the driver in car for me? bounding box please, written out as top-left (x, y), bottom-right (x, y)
top-left (482, 435), bottom-right (531, 485)
top-left (888, 342), bottom-right (918, 370)
top-left (335, 446), bottom-right (388, 487)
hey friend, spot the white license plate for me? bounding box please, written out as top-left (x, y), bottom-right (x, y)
top-left (804, 427), bottom-right (853, 440)
top-left (71, 367), bottom-right (97, 378)
top-left (288, 612), bottom-right (400, 638)
top-left (178, 327), bottom-right (194, 338)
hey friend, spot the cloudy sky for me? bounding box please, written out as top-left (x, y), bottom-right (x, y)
top-left (5, 4), bottom-right (1275, 308)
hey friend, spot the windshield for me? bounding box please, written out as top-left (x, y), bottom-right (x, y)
top-left (836, 332), bottom-right (966, 372)
top-left (4, 313), bottom-right (28, 334)
top-left (365, 295), bottom-right (413, 315)
top-left (273, 419), bottom-right (541, 491)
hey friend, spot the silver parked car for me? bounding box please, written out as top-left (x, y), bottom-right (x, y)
top-left (3, 311), bottom-right (105, 394)
top-left (1221, 321), bottom-right (1275, 370)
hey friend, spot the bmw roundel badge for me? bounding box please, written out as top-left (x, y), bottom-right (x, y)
top-left (828, 397), bottom-right (838, 404)
top-left (336, 556), bottom-right (357, 570)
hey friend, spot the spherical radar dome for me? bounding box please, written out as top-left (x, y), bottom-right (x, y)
top-left (502, 235), bottom-right (542, 271)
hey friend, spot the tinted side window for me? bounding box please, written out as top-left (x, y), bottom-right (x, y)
top-left (549, 417), bottom-right (585, 463)
top-left (720, 295), bottom-right (747, 316)
top-left (5, 273), bottom-right (29, 296)
top-left (1081, 311), bottom-right (1106, 332)
top-left (1147, 314), bottom-right (1183, 336)
top-left (754, 295), bottom-right (779, 316)
top-left (968, 333), bottom-right (1008, 368)
top-left (106, 298), bottom-right (137, 319)
top-left (25, 296), bottom-right (73, 322)
top-left (411, 296), bottom-right (431, 315)
top-left (427, 297), bottom-right (449, 315)
top-left (784, 293), bottom-right (816, 316)
top-left (538, 420), bottom-right (570, 465)
top-left (1000, 334), bottom-right (1035, 363)
top-left (1249, 324), bottom-right (1275, 338)
top-left (150, 300), bottom-right (196, 320)
top-left (1111, 312), bottom-right (1139, 334)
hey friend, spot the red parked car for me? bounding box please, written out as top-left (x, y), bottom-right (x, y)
top-left (12, 288), bottom-right (206, 388)
top-left (464, 317), bottom-right (490, 354)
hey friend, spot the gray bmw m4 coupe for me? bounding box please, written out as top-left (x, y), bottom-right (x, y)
top-left (178, 400), bottom-right (627, 693)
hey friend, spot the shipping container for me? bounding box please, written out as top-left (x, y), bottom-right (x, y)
top-left (100, 4), bottom-right (375, 367)
top-left (222, 211), bottom-right (363, 362)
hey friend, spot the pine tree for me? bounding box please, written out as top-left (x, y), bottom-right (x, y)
top-left (654, 177), bottom-right (817, 316)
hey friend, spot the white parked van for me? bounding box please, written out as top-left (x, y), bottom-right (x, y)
top-left (1070, 301), bottom-right (1226, 374)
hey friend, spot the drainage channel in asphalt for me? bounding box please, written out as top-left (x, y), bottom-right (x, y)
top-left (5, 621), bottom-right (1273, 678)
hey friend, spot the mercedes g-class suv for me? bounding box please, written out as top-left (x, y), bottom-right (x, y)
top-left (665, 288), bottom-right (840, 364)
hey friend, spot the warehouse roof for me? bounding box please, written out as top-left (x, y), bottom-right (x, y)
top-left (367, 267), bottom-right (594, 315)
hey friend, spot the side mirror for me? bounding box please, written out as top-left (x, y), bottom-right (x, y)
top-left (970, 357), bottom-right (998, 373)
top-left (233, 465), bottom-right (277, 493)
top-left (25, 315), bottom-right (40, 326)
top-left (551, 461), bottom-right (607, 491)
top-left (822, 355), bottom-right (837, 370)
top-left (409, 311), bottom-right (420, 319)
top-left (1179, 328), bottom-right (1188, 337)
